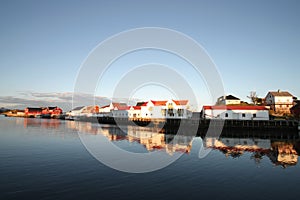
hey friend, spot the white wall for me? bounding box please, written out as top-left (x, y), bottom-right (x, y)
top-left (225, 99), bottom-right (241, 105)
top-left (128, 108), bottom-right (141, 118)
top-left (111, 110), bottom-right (128, 118)
top-left (203, 109), bottom-right (269, 120)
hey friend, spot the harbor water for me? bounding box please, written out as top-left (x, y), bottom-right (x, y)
top-left (1, 116), bottom-right (300, 200)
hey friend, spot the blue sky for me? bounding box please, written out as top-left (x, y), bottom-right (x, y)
top-left (0, 0), bottom-right (299, 110)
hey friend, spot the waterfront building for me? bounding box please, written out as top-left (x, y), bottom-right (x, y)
top-left (216, 95), bottom-right (241, 105)
top-left (65, 106), bottom-right (85, 119)
top-left (139, 100), bottom-right (191, 119)
top-left (265, 90), bottom-right (294, 114)
top-left (66, 105), bottom-right (99, 118)
top-left (24, 106), bottom-right (63, 118)
top-left (202, 105), bottom-right (269, 120)
top-left (25, 107), bottom-right (43, 117)
top-left (98, 100), bottom-right (191, 119)
top-left (99, 102), bottom-right (128, 117)
top-left (41, 106), bottom-right (63, 117)
top-left (111, 106), bottom-right (130, 118)
top-left (128, 106), bottom-right (142, 119)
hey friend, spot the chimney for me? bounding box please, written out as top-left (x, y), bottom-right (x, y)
top-left (277, 89), bottom-right (280, 93)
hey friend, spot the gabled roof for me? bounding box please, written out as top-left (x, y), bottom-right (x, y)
top-left (72, 106), bottom-right (85, 111)
top-left (172, 100), bottom-right (188, 106)
top-left (48, 106), bottom-right (58, 110)
top-left (203, 105), bottom-right (268, 111)
top-left (112, 102), bottom-right (128, 109)
top-left (268, 91), bottom-right (293, 97)
top-left (115, 106), bottom-right (131, 110)
top-left (136, 102), bottom-right (148, 106)
top-left (100, 105), bottom-right (110, 109)
top-left (132, 106), bottom-right (141, 110)
top-left (26, 107), bottom-right (43, 111)
top-left (151, 100), bottom-right (167, 106)
top-left (225, 95), bottom-right (240, 100)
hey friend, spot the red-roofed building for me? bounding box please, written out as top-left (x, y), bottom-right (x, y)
top-left (98, 100), bottom-right (192, 119)
top-left (25, 107), bottom-right (43, 117)
top-left (202, 105), bottom-right (269, 120)
top-left (172, 100), bottom-right (189, 106)
top-left (151, 100), bottom-right (168, 106)
top-left (139, 99), bottom-right (191, 119)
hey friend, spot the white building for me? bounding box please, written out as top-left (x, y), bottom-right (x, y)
top-left (202, 105), bottom-right (269, 120)
top-left (99, 100), bottom-right (191, 119)
top-left (265, 90), bottom-right (294, 114)
top-left (128, 106), bottom-right (142, 119)
top-left (66, 105), bottom-right (100, 119)
top-left (139, 100), bottom-right (191, 119)
top-left (217, 95), bottom-right (241, 105)
top-left (65, 106), bottom-right (85, 120)
top-left (99, 102), bottom-right (128, 117)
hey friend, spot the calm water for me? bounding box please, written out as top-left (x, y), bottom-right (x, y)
top-left (1, 116), bottom-right (300, 200)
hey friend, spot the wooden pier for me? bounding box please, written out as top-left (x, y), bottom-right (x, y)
top-left (92, 116), bottom-right (300, 134)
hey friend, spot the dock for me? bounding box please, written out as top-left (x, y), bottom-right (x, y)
top-left (89, 116), bottom-right (300, 134)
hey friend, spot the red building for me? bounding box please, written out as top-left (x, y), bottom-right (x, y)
top-left (24, 107), bottom-right (43, 117)
top-left (25, 106), bottom-right (63, 118)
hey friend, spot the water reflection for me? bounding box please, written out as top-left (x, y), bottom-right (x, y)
top-left (72, 122), bottom-right (193, 155)
top-left (23, 118), bottom-right (61, 129)
top-left (205, 137), bottom-right (299, 167)
top-left (22, 118), bottom-right (300, 167)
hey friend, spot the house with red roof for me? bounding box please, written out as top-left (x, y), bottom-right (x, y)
top-left (139, 99), bottom-right (191, 119)
top-left (97, 100), bottom-right (191, 119)
top-left (98, 102), bottom-right (128, 117)
top-left (202, 105), bottom-right (269, 120)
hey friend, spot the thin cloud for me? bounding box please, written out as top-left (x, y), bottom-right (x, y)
top-left (0, 92), bottom-right (127, 111)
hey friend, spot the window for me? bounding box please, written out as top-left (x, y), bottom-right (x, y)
top-left (225, 113), bottom-right (228, 118)
top-left (161, 109), bottom-right (166, 116)
top-left (253, 114), bottom-right (256, 118)
top-left (168, 109), bottom-right (174, 117)
top-left (178, 109), bottom-right (184, 117)
top-left (242, 113), bottom-right (245, 117)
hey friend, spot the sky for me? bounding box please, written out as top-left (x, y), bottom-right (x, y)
top-left (0, 0), bottom-right (299, 111)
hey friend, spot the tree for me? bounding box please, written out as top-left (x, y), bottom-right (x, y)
top-left (247, 91), bottom-right (259, 105)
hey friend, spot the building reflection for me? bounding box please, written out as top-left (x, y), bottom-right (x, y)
top-left (60, 120), bottom-right (300, 166)
top-left (23, 118), bottom-right (61, 129)
top-left (204, 137), bottom-right (299, 167)
top-left (69, 121), bottom-right (193, 155)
